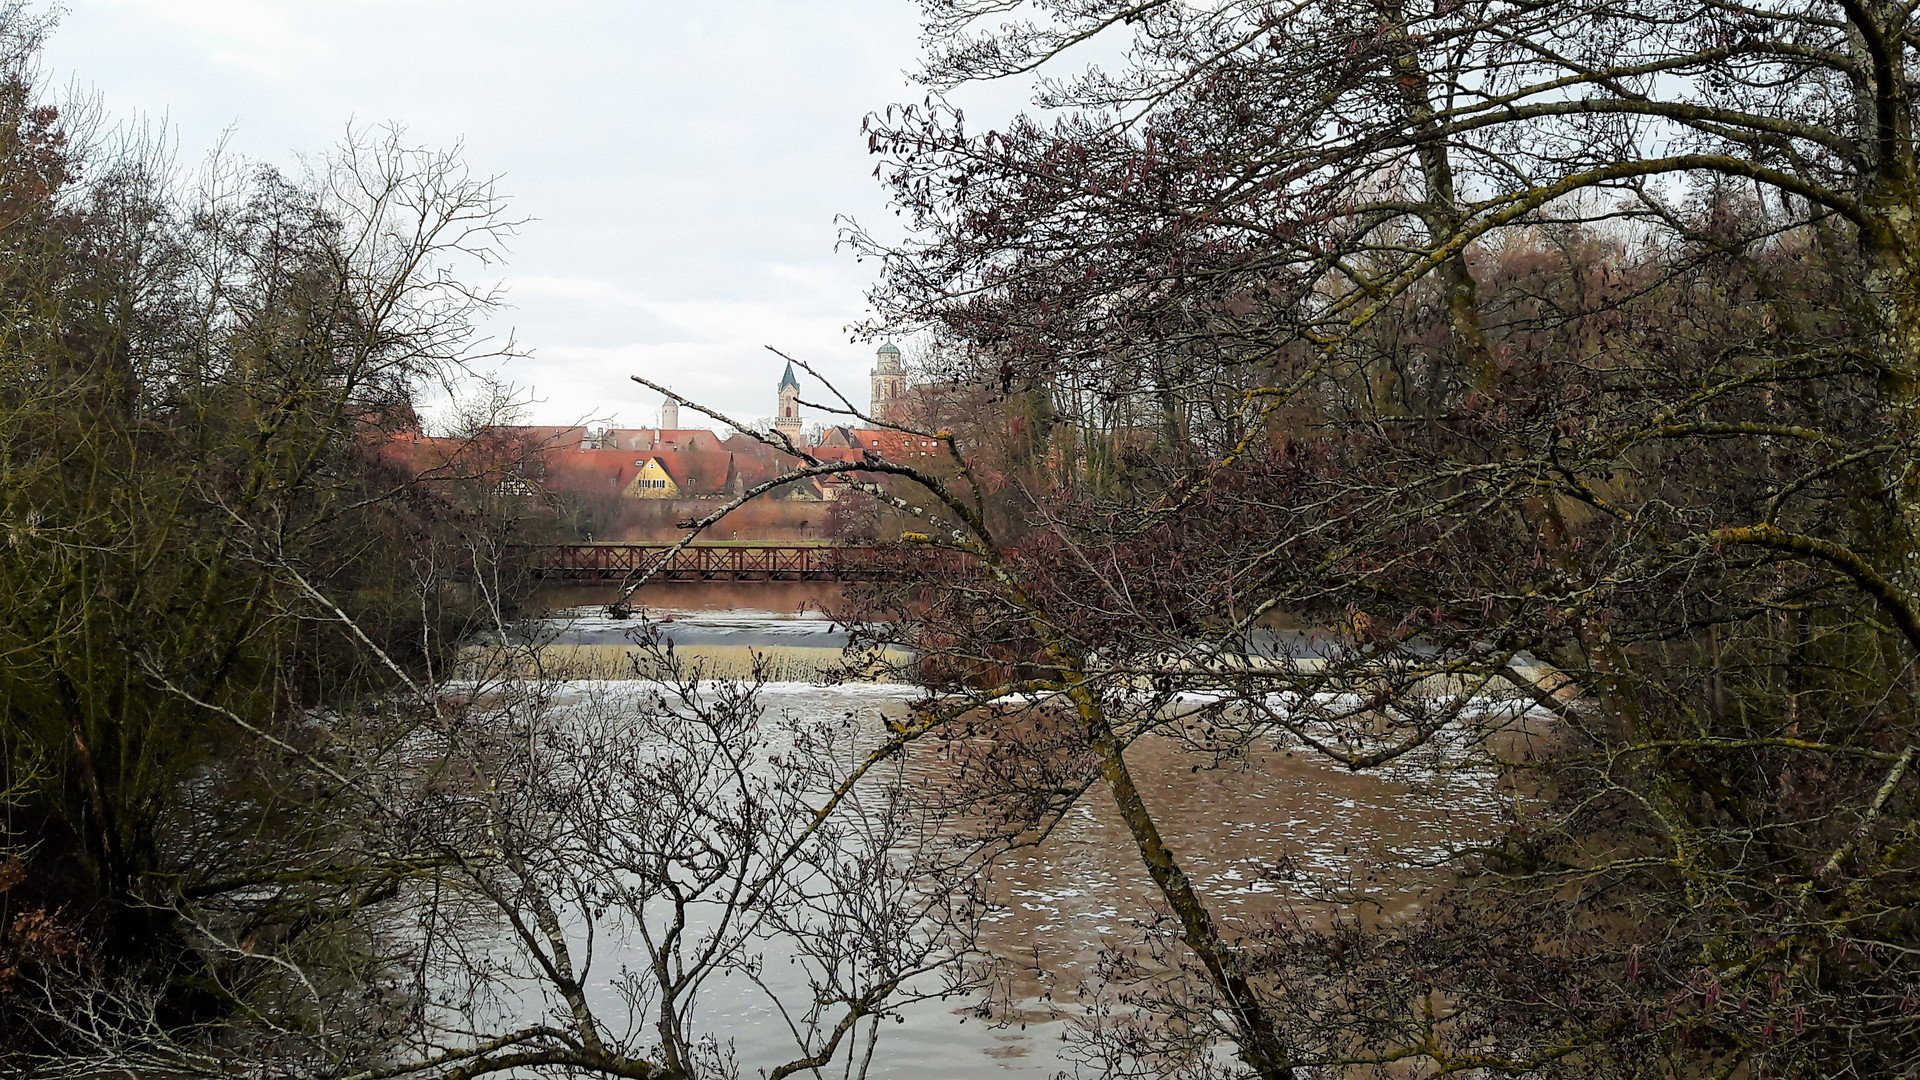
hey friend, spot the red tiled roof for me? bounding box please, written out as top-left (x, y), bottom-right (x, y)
top-left (817, 428), bottom-right (943, 460)
top-left (540, 447), bottom-right (646, 495)
top-left (600, 428), bottom-right (726, 452)
top-left (504, 425), bottom-right (590, 451)
top-left (374, 431), bottom-right (532, 478)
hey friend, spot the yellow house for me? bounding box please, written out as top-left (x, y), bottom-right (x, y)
top-left (622, 456), bottom-right (680, 498)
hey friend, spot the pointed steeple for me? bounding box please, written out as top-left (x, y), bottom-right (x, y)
top-left (775, 360), bottom-right (804, 441)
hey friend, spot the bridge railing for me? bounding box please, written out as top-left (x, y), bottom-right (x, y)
top-left (518, 543), bottom-right (896, 582)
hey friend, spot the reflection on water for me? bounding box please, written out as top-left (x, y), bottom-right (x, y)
top-left (522, 605), bottom-right (1507, 1078)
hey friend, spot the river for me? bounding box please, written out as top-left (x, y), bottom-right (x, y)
top-left (509, 595), bottom-right (1510, 1079)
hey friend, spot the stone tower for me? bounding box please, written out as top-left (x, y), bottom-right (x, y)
top-left (660, 394), bottom-right (680, 430)
top-left (870, 342), bottom-right (906, 418)
top-left (774, 361), bottom-right (803, 441)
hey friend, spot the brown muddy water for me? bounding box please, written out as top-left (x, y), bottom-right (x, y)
top-left (515, 590), bottom-right (1514, 1078)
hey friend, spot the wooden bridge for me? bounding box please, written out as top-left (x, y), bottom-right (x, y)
top-left (521, 543), bottom-right (894, 583)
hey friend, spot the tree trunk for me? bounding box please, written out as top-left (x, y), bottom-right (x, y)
top-left (1060, 672), bottom-right (1297, 1079)
top-left (1848, 0), bottom-right (1920, 597)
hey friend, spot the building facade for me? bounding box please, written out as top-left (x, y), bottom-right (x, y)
top-left (622, 457), bottom-right (681, 498)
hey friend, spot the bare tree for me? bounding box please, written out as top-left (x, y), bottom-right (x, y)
top-left (671, 1), bottom-right (1920, 1072)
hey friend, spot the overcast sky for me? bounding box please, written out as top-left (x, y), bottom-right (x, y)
top-left (40, 1), bottom-right (1015, 429)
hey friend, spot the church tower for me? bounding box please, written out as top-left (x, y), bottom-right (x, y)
top-left (870, 342), bottom-right (906, 418)
top-left (774, 361), bottom-right (803, 441)
top-left (660, 394), bottom-right (680, 430)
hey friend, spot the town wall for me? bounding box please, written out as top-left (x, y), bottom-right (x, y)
top-left (575, 496), bottom-right (840, 542)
